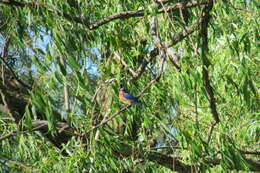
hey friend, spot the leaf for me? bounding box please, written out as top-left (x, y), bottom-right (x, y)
top-left (58, 59), bottom-right (67, 76)
top-left (54, 71), bottom-right (64, 84)
top-left (242, 77), bottom-right (250, 106)
top-left (24, 105), bottom-right (32, 131)
top-left (67, 56), bottom-right (80, 71)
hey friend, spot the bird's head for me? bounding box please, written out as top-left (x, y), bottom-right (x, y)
top-left (120, 87), bottom-right (126, 91)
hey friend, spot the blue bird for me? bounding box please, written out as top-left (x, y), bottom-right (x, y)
top-left (119, 88), bottom-right (140, 104)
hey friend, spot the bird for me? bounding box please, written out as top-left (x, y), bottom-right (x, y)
top-left (119, 88), bottom-right (140, 105)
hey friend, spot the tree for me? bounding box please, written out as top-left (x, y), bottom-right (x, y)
top-left (0, 0), bottom-right (259, 172)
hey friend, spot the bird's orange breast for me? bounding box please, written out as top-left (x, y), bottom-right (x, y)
top-left (119, 91), bottom-right (133, 104)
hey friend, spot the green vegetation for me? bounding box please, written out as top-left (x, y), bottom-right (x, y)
top-left (0, 0), bottom-right (259, 172)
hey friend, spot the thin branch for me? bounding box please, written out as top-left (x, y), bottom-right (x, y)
top-left (168, 54), bottom-right (181, 71)
top-left (0, 158), bottom-right (35, 172)
top-left (207, 120), bottom-right (217, 143)
top-left (1, 36), bottom-right (10, 86)
top-left (167, 20), bottom-right (201, 48)
top-left (0, 123), bottom-right (47, 141)
top-left (200, 0), bottom-right (219, 123)
top-left (131, 20), bottom-right (201, 80)
top-left (239, 150), bottom-right (260, 155)
top-left (0, 89), bottom-right (16, 122)
top-left (137, 57), bottom-right (166, 98)
top-left (86, 104), bottom-right (132, 134)
top-left (59, 57), bottom-right (70, 113)
top-left (0, 36), bottom-right (31, 89)
top-left (130, 48), bottom-right (159, 81)
top-left (91, 78), bottom-right (117, 102)
top-left (114, 52), bottom-right (138, 77)
top-left (0, 56), bottom-right (31, 89)
top-left (227, 1), bottom-right (254, 13)
top-left (0, 0), bottom-right (209, 30)
top-left (150, 146), bottom-right (187, 150)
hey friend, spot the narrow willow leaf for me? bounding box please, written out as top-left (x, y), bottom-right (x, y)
top-left (67, 56), bottom-right (80, 71)
top-left (54, 71), bottom-right (64, 84)
top-left (25, 105), bottom-right (32, 131)
top-left (58, 59), bottom-right (67, 76)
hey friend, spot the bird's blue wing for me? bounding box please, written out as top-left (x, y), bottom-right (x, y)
top-left (124, 93), bottom-right (138, 102)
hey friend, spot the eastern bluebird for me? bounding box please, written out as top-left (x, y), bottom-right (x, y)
top-left (119, 88), bottom-right (140, 105)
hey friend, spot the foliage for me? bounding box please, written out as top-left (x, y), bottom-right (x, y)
top-left (0, 0), bottom-right (259, 172)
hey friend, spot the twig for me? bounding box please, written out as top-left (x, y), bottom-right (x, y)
top-left (200, 0), bottom-right (219, 123)
top-left (168, 54), bottom-right (181, 71)
top-left (0, 89), bottom-right (16, 122)
top-left (0, 158), bottom-right (36, 172)
top-left (137, 57), bottom-right (166, 98)
top-left (0, 56), bottom-right (31, 89)
top-left (0, 36), bottom-right (31, 89)
top-left (150, 146), bottom-right (187, 150)
top-left (0, 123), bottom-right (47, 141)
top-left (91, 78), bottom-right (117, 102)
top-left (207, 120), bottom-right (217, 143)
top-left (1, 36), bottom-right (10, 86)
top-left (167, 20), bottom-right (201, 48)
top-left (114, 52), bottom-right (138, 76)
top-left (239, 150), bottom-right (260, 155)
top-left (132, 20), bottom-right (201, 79)
top-left (86, 104), bottom-right (132, 134)
top-left (59, 57), bottom-right (70, 113)
top-left (130, 48), bottom-right (159, 81)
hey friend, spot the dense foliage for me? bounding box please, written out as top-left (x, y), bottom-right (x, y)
top-left (0, 0), bottom-right (259, 172)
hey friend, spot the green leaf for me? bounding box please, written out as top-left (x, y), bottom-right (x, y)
top-left (58, 59), bottom-right (67, 76)
top-left (67, 56), bottom-right (80, 71)
top-left (24, 105), bottom-right (32, 131)
top-left (54, 71), bottom-right (64, 84)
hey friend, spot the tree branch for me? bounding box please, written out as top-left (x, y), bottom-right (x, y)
top-left (88, 1), bottom-right (208, 30)
top-left (0, 36), bottom-right (31, 89)
top-left (0, 122), bottom-right (46, 141)
top-left (85, 104), bottom-right (132, 134)
top-left (0, 0), bottom-right (208, 30)
top-left (199, 0), bottom-right (220, 143)
top-left (114, 52), bottom-right (138, 77)
top-left (167, 20), bottom-right (201, 48)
